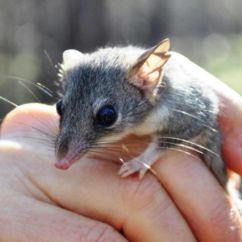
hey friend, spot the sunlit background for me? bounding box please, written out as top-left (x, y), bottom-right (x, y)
top-left (0, 0), bottom-right (242, 119)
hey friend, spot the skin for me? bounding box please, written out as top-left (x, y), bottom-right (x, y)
top-left (0, 84), bottom-right (242, 241)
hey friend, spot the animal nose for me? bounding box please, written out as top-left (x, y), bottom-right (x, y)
top-left (55, 136), bottom-right (87, 170)
top-left (56, 136), bottom-right (70, 160)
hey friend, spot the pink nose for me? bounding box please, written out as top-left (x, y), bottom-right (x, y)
top-left (55, 148), bottom-right (86, 170)
top-left (55, 139), bottom-right (87, 170)
top-left (55, 160), bottom-right (71, 170)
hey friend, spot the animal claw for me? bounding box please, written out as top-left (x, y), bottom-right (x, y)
top-left (118, 159), bottom-right (149, 178)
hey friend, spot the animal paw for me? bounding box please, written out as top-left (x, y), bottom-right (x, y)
top-left (118, 159), bottom-right (149, 179)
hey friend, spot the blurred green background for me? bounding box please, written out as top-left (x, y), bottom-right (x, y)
top-left (0, 0), bottom-right (241, 119)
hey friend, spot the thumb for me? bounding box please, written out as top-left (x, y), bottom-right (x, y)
top-left (0, 103), bottom-right (58, 139)
top-left (0, 103), bottom-right (58, 157)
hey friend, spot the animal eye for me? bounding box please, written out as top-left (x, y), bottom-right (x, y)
top-left (95, 105), bottom-right (117, 127)
top-left (56, 100), bottom-right (63, 116)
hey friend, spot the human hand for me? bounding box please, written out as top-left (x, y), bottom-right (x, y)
top-left (0, 85), bottom-right (242, 241)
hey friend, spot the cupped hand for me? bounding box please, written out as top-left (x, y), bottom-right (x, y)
top-left (0, 84), bottom-right (242, 242)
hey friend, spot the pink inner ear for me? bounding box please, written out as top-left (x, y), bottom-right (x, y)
top-left (127, 39), bottom-right (171, 98)
top-left (129, 69), bottom-right (160, 98)
top-left (146, 53), bottom-right (165, 70)
top-left (129, 53), bottom-right (169, 95)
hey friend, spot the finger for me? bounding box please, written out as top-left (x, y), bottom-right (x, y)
top-left (0, 104), bottom-right (197, 241)
top-left (205, 69), bottom-right (242, 173)
top-left (0, 103), bottom-right (58, 157)
top-left (0, 194), bottom-right (127, 242)
top-left (217, 91), bottom-right (242, 175)
top-left (0, 99), bottom-right (240, 241)
top-left (0, 103), bottom-right (58, 137)
top-left (41, 161), bottom-right (199, 241)
top-left (0, 144), bottom-right (126, 242)
top-left (2, 145), bottom-right (196, 242)
top-left (153, 150), bottom-right (242, 242)
top-left (2, 106), bottom-right (194, 241)
top-left (201, 70), bottom-right (242, 174)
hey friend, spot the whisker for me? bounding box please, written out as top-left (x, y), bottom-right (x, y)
top-left (160, 136), bottom-right (219, 157)
top-left (44, 50), bottom-right (58, 78)
top-left (12, 121), bottom-right (56, 140)
top-left (172, 108), bottom-right (217, 133)
top-left (3, 135), bottom-right (55, 147)
top-left (5, 76), bottom-right (54, 98)
top-left (18, 80), bottom-right (41, 102)
top-left (26, 112), bottom-right (58, 136)
top-left (0, 96), bottom-right (18, 108)
top-left (47, 112), bottom-right (59, 131)
top-left (36, 82), bottom-right (54, 97)
top-left (97, 139), bottom-right (151, 147)
top-left (161, 146), bottom-right (200, 160)
top-left (97, 137), bottom-right (219, 160)
top-left (90, 145), bottom-right (120, 150)
top-left (159, 140), bottom-right (203, 155)
top-left (90, 145), bottom-right (142, 157)
top-left (166, 90), bottom-right (217, 114)
top-left (89, 146), bottom-right (125, 154)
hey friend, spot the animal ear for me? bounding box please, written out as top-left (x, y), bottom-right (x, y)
top-left (127, 39), bottom-right (171, 100)
top-left (62, 49), bottom-right (83, 69)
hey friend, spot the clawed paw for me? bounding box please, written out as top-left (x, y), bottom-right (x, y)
top-left (118, 159), bottom-right (150, 179)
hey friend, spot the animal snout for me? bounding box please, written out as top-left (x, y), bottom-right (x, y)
top-left (55, 136), bottom-right (71, 160)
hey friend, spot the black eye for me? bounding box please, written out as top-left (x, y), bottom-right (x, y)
top-left (56, 100), bottom-right (63, 116)
top-left (95, 105), bottom-right (117, 127)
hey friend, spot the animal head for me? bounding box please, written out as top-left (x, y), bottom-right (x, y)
top-left (55, 39), bottom-right (170, 169)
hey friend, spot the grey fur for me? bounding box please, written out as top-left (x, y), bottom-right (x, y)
top-left (56, 45), bottom-right (227, 187)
